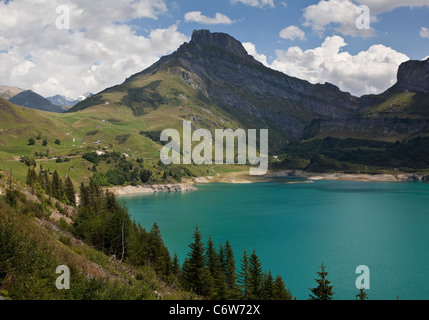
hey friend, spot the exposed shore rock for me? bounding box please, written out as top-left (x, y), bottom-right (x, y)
top-left (272, 170), bottom-right (429, 183)
top-left (108, 183), bottom-right (198, 196)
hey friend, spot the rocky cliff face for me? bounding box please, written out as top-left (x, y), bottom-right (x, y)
top-left (394, 58), bottom-right (429, 94)
top-left (189, 29), bottom-right (254, 62)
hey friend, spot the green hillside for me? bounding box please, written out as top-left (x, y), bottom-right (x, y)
top-left (363, 89), bottom-right (429, 119)
top-left (0, 97), bottom-right (249, 186)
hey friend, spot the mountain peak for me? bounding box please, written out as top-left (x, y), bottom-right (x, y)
top-left (395, 57), bottom-right (429, 94)
top-left (9, 90), bottom-right (65, 113)
top-left (189, 29), bottom-right (252, 60)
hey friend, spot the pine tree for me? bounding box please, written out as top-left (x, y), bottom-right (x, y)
top-left (51, 170), bottom-right (63, 200)
top-left (206, 237), bottom-right (221, 276)
top-left (205, 236), bottom-right (225, 299)
top-left (206, 236), bottom-right (219, 274)
top-left (182, 226), bottom-right (206, 295)
top-left (146, 223), bottom-right (172, 279)
top-left (64, 176), bottom-right (76, 206)
top-left (356, 288), bottom-right (368, 300)
top-left (219, 243), bottom-right (226, 274)
top-left (26, 167), bottom-right (37, 189)
top-left (140, 169), bottom-right (152, 183)
top-left (272, 275), bottom-right (293, 300)
top-left (180, 257), bottom-right (190, 288)
top-left (309, 263), bottom-right (335, 300)
top-left (147, 223), bottom-right (162, 267)
top-left (238, 248), bottom-right (250, 300)
top-left (38, 167), bottom-right (51, 197)
top-left (172, 251), bottom-right (181, 278)
top-left (79, 182), bottom-right (89, 207)
top-left (26, 167), bottom-right (32, 186)
top-left (248, 249), bottom-right (263, 300)
top-left (224, 240), bottom-right (240, 299)
top-left (262, 271), bottom-right (274, 300)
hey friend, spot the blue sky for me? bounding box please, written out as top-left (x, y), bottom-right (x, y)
top-left (152, 0), bottom-right (429, 59)
top-left (1, 0), bottom-right (429, 98)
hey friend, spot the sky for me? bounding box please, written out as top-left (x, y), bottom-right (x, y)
top-left (1, 0), bottom-right (429, 99)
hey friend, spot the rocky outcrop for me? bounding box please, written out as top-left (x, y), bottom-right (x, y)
top-left (108, 184), bottom-right (198, 196)
top-left (402, 174), bottom-right (429, 182)
top-left (189, 29), bottom-right (254, 62)
top-left (394, 58), bottom-right (429, 94)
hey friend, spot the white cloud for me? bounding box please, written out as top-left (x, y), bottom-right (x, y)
top-left (420, 27), bottom-right (429, 39)
top-left (303, 0), bottom-right (429, 37)
top-left (303, 0), bottom-right (374, 37)
top-left (231, 0), bottom-right (275, 8)
top-left (279, 26), bottom-right (306, 41)
top-left (269, 36), bottom-right (409, 97)
top-left (356, 0), bottom-right (429, 14)
top-left (184, 11), bottom-right (235, 25)
top-left (243, 42), bottom-right (269, 66)
top-left (0, 0), bottom-right (188, 99)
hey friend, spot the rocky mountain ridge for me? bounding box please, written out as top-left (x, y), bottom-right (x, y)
top-left (71, 30), bottom-right (429, 142)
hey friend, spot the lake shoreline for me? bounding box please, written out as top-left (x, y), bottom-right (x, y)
top-left (108, 183), bottom-right (198, 196)
top-left (109, 170), bottom-right (429, 196)
top-left (272, 170), bottom-right (429, 183)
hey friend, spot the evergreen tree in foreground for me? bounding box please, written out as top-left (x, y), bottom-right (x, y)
top-left (273, 275), bottom-right (293, 300)
top-left (309, 263), bottom-right (335, 300)
top-left (181, 226), bottom-right (206, 295)
top-left (205, 236), bottom-right (226, 299)
top-left (262, 271), bottom-right (275, 300)
top-left (172, 251), bottom-right (181, 279)
top-left (248, 249), bottom-right (263, 300)
top-left (224, 240), bottom-right (241, 299)
top-left (238, 248), bottom-right (250, 300)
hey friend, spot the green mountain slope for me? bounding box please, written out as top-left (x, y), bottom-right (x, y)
top-left (0, 97), bottom-right (244, 185)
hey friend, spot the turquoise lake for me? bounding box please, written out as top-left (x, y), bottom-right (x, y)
top-left (119, 178), bottom-right (429, 300)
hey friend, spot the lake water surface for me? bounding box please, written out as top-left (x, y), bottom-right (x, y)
top-left (120, 178), bottom-right (429, 300)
